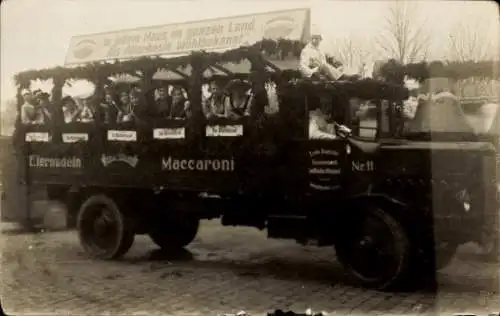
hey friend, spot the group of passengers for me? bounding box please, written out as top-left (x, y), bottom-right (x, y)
top-left (20, 89), bottom-right (56, 125)
top-left (20, 78), bottom-right (257, 126)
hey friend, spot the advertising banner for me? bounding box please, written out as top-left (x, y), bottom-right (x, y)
top-left (65, 8), bottom-right (310, 64)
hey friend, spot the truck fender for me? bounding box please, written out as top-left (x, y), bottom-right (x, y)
top-left (331, 193), bottom-right (410, 233)
top-left (343, 193), bottom-right (408, 211)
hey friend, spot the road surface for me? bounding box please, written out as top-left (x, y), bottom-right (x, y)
top-left (1, 220), bottom-right (499, 315)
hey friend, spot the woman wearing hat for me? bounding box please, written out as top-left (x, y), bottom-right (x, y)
top-left (299, 27), bottom-right (343, 80)
top-left (62, 96), bottom-right (80, 123)
top-left (100, 91), bottom-right (119, 124)
top-left (34, 91), bottom-right (53, 124)
top-left (116, 90), bottom-right (134, 123)
top-left (169, 85), bottom-right (190, 119)
top-left (78, 97), bottom-right (96, 123)
top-left (224, 79), bottom-right (253, 119)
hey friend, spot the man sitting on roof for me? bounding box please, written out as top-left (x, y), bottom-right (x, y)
top-left (299, 29), bottom-right (343, 81)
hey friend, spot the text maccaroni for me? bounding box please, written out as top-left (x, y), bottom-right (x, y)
top-left (162, 156), bottom-right (235, 172)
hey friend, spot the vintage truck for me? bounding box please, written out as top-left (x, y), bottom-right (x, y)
top-left (2, 9), bottom-right (498, 291)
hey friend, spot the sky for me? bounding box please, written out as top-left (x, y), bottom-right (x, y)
top-left (1, 0), bottom-right (499, 103)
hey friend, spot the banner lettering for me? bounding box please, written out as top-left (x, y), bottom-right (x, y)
top-left (65, 8), bottom-right (310, 64)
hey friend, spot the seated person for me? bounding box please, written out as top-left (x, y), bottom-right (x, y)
top-left (264, 82), bottom-right (280, 115)
top-left (128, 89), bottom-right (149, 121)
top-left (224, 79), bottom-right (253, 119)
top-left (116, 91), bottom-right (133, 123)
top-left (20, 89), bottom-right (36, 125)
top-left (169, 85), bottom-right (189, 119)
top-left (100, 88), bottom-right (120, 124)
top-left (402, 95), bottom-right (419, 120)
top-left (34, 91), bottom-right (54, 124)
top-left (154, 86), bottom-right (172, 118)
top-left (299, 31), bottom-right (343, 80)
top-left (309, 107), bottom-right (337, 139)
top-left (62, 96), bottom-right (81, 123)
top-left (20, 89), bottom-right (50, 125)
top-left (78, 97), bottom-right (96, 123)
top-left (203, 80), bottom-right (226, 118)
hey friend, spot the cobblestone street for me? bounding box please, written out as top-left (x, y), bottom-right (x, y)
top-left (1, 220), bottom-right (499, 316)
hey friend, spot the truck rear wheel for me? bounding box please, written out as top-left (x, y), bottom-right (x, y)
top-left (77, 194), bottom-right (134, 260)
top-left (148, 214), bottom-right (199, 251)
top-left (335, 207), bottom-right (411, 291)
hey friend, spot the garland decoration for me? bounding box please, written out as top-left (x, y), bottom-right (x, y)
top-left (14, 39), bottom-right (345, 88)
top-left (376, 59), bottom-right (500, 83)
top-left (14, 39), bottom-right (304, 87)
top-left (280, 76), bottom-right (409, 101)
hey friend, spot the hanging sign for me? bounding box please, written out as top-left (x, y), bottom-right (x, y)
top-left (62, 133), bottom-right (89, 143)
top-left (107, 130), bottom-right (137, 142)
top-left (25, 132), bottom-right (50, 142)
top-left (153, 127), bottom-right (185, 140)
top-left (206, 125), bottom-right (243, 137)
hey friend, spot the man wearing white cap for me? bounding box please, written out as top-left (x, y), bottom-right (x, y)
top-left (299, 26), bottom-right (343, 80)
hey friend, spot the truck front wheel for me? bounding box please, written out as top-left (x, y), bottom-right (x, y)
top-left (335, 207), bottom-right (411, 291)
top-left (77, 194), bottom-right (135, 260)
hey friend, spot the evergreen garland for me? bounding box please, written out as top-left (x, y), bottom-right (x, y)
top-left (376, 59), bottom-right (499, 84)
top-left (14, 39), bottom-right (344, 88)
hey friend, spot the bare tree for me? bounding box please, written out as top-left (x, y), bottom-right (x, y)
top-left (330, 36), bottom-right (370, 76)
top-left (375, 1), bottom-right (431, 64)
top-left (447, 14), bottom-right (499, 98)
top-left (447, 16), bottom-right (497, 62)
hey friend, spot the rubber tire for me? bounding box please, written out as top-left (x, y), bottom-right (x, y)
top-left (77, 194), bottom-right (134, 260)
top-left (335, 207), bottom-right (411, 291)
top-left (149, 216), bottom-right (199, 251)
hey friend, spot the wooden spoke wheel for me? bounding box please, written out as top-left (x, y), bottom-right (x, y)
top-left (335, 207), bottom-right (411, 291)
top-left (77, 194), bottom-right (134, 260)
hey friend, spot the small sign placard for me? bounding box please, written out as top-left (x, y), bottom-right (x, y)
top-left (107, 130), bottom-right (137, 142)
top-left (25, 132), bottom-right (50, 142)
top-left (153, 127), bottom-right (185, 140)
top-left (62, 133), bottom-right (89, 143)
top-left (206, 125), bottom-right (243, 137)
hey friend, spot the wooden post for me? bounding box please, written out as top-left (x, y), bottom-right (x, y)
top-left (188, 53), bottom-right (204, 143)
top-left (14, 81), bottom-right (32, 228)
top-left (51, 77), bottom-right (64, 140)
top-left (142, 67), bottom-right (156, 111)
top-left (246, 48), bottom-right (268, 119)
